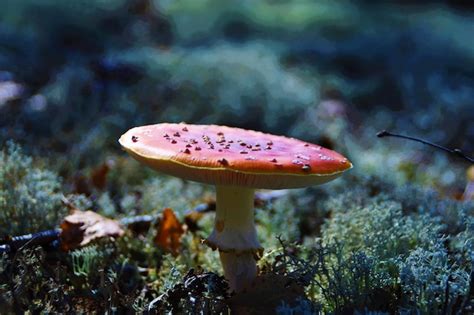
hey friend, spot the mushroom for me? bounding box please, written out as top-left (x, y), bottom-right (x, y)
top-left (119, 123), bottom-right (352, 292)
top-left (463, 166), bottom-right (474, 201)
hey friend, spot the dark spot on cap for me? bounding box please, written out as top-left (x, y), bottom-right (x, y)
top-left (171, 139), bottom-right (177, 144)
top-left (195, 146), bottom-right (201, 151)
top-left (218, 158), bottom-right (228, 166)
top-left (269, 158), bottom-right (277, 163)
top-left (132, 136), bottom-right (139, 142)
top-left (240, 150), bottom-right (248, 154)
top-left (173, 132), bottom-right (180, 137)
top-left (182, 148), bottom-right (191, 154)
top-left (182, 127), bottom-right (188, 132)
top-left (186, 144), bottom-right (192, 148)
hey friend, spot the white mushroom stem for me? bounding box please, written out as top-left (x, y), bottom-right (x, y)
top-left (206, 185), bottom-right (262, 292)
top-left (464, 181), bottom-right (474, 200)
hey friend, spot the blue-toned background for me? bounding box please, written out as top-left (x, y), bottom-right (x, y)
top-left (0, 1), bottom-right (473, 313)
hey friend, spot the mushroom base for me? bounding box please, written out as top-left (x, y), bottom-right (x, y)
top-left (206, 185), bottom-right (262, 292)
top-left (219, 251), bottom-right (257, 293)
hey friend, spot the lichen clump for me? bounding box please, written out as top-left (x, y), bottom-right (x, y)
top-left (0, 142), bottom-right (65, 236)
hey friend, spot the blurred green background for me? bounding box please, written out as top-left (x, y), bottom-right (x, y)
top-left (0, 1), bottom-right (473, 313)
top-left (1, 0), bottom-right (473, 183)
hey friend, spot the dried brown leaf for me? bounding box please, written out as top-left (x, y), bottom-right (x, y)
top-left (184, 210), bottom-right (204, 233)
top-left (90, 162), bottom-right (110, 190)
top-left (154, 208), bottom-right (185, 256)
top-left (73, 173), bottom-right (91, 196)
top-left (60, 210), bottom-right (124, 251)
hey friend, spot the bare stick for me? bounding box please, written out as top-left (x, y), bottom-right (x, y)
top-left (0, 229), bottom-right (60, 253)
top-left (377, 130), bottom-right (474, 164)
top-left (1, 192), bottom-right (289, 254)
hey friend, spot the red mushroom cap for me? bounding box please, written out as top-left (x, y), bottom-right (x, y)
top-left (119, 123), bottom-right (352, 189)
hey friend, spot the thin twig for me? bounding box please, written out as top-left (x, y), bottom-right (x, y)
top-left (0, 229), bottom-right (60, 253)
top-left (377, 130), bottom-right (474, 163)
top-left (1, 190), bottom-right (291, 254)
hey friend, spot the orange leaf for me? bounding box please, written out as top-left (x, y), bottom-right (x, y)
top-left (60, 210), bottom-right (124, 251)
top-left (154, 208), bottom-right (184, 256)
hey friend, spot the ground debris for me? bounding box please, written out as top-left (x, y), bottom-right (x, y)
top-left (90, 161), bottom-right (112, 190)
top-left (148, 268), bottom-right (229, 314)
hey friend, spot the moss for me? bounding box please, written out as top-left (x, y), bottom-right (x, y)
top-left (140, 176), bottom-right (213, 217)
top-left (265, 181), bottom-right (473, 314)
top-left (398, 242), bottom-right (470, 313)
top-left (0, 142), bottom-right (66, 235)
top-left (322, 200), bottom-right (442, 260)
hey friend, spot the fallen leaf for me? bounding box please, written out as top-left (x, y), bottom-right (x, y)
top-left (90, 162), bottom-right (111, 190)
top-left (73, 173), bottom-right (91, 196)
top-left (227, 274), bottom-right (306, 315)
top-left (60, 210), bottom-right (124, 251)
top-left (154, 208), bottom-right (184, 256)
top-left (73, 160), bottom-right (113, 195)
top-left (184, 211), bottom-right (204, 233)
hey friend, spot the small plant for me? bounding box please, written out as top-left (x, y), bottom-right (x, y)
top-left (70, 245), bottom-right (102, 278)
